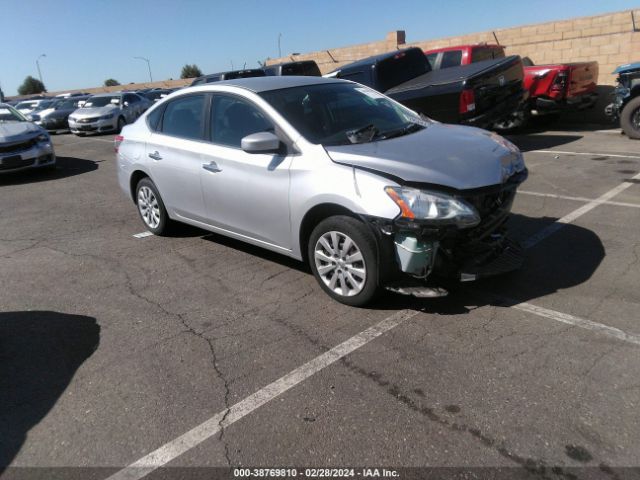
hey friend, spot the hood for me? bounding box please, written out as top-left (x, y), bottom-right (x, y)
top-left (324, 123), bottom-right (524, 190)
top-left (613, 61), bottom-right (640, 75)
top-left (71, 104), bottom-right (119, 118)
top-left (0, 122), bottom-right (43, 143)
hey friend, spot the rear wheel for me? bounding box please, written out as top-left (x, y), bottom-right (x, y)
top-left (493, 109), bottom-right (529, 132)
top-left (135, 178), bottom-right (171, 235)
top-left (308, 216), bottom-right (378, 306)
top-left (620, 96), bottom-right (640, 140)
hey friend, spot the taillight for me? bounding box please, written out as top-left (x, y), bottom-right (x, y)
top-left (459, 88), bottom-right (476, 114)
top-left (114, 135), bottom-right (124, 153)
top-left (551, 71), bottom-right (568, 93)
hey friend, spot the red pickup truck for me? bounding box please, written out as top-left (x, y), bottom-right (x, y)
top-left (424, 44), bottom-right (599, 128)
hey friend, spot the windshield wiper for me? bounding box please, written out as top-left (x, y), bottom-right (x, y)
top-left (378, 122), bottom-right (425, 140)
top-left (345, 124), bottom-right (379, 144)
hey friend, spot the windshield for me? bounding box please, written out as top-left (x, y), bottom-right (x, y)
top-left (0, 105), bottom-right (28, 123)
top-left (83, 96), bottom-right (120, 108)
top-left (260, 83), bottom-right (427, 146)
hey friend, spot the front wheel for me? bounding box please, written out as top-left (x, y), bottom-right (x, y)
top-left (620, 97), bottom-right (640, 140)
top-left (308, 215), bottom-right (379, 307)
top-left (135, 178), bottom-right (171, 235)
top-left (117, 116), bottom-right (126, 133)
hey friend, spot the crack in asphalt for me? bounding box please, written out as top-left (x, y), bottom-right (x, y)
top-left (36, 243), bottom-right (235, 464)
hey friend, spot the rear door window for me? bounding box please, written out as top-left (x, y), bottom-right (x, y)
top-left (425, 53), bottom-right (439, 70)
top-left (160, 94), bottom-right (206, 140)
top-left (440, 50), bottom-right (463, 69)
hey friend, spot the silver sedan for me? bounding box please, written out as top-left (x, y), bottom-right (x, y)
top-left (0, 104), bottom-right (56, 173)
top-left (116, 77), bottom-right (526, 305)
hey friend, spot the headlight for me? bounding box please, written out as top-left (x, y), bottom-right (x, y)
top-left (99, 113), bottom-right (115, 120)
top-left (385, 186), bottom-right (480, 228)
top-left (68, 116), bottom-right (76, 122)
top-left (36, 133), bottom-right (50, 143)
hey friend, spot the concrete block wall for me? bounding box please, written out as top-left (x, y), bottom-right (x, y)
top-left (266, 9), bottom-right (640, 85)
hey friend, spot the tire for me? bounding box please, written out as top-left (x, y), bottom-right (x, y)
top-left (493, 108), bottom-right (529, 132)
top-left (620, 96), bottom-right (640, 140)
top-left (135, 177), bottom-right (171, 235)
top-left (117, 116), bottom-right (126, 133)
top-left (308, 215), bottom-right (378, 307)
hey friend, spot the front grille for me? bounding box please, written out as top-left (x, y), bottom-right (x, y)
top-left (78, 117), bottom-right (100, 123)
top-left (0, 138), bottom-right (37, 155)
top-left (462, 187), bottom-right (517, 241)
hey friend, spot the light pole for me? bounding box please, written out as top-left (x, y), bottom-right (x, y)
top-left (278, 33), bottom-right (282, 58)
top-left (134, 56), bottom-right (153, 82)
top-left (36, 53), bottom-right (46, 85)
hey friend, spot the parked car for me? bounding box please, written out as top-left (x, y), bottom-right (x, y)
top-left (116, 77), bottom-right (527, 305)
top-left (0, 103), bottom-right (56, 173)
top-left (326, 47), bottom-right (526, 129)
top-left (35, 96), bottom-right (90, 133)
top-left (14, 99), bottom-right (54, 115)
top-left (68, 92), bottom-right (150, 135)
top-left (263, 60), bottom-right (321, 76)
top-left (424, 44), bottom-right (599, 129)
top-left (55, 92), bottom-right (89, 98)
top-left (140, 89), bottom-right (176, 103)
top-left (190, 69), bottom-right (266, 86)
top-left (605, 61), bottom-right (640, 139)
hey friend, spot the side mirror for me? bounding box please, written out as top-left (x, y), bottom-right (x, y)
top-left (241, 131), bottom-right (282, 154)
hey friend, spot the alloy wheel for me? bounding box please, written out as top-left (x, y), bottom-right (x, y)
top-left (314, 231), bottom-right (366, 297)
top-left (137, 186), bottom-right (160, 229)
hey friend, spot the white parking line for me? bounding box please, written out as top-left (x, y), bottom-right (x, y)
top-left (523, 172), bottom-right (640, 249)
top-left (531, 149), bottom-right (640, 159)
top-left (511, 301), bottom-right (640, 346)
top-left (132, 231), bottom-right (153, 239)
top-left (519, 190), bottom-right (640, 209)
top-left (106, 309), bottom-right (419, 480)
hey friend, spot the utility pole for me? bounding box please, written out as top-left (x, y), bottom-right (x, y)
top-left (36, 53), bottom-right (46, 85)
top-left (134, 56), bottom-right (153, 82)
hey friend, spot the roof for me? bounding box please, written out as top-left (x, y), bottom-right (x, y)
top-left (613, 61), bottom-right (640, 74)
top-left (190, 75), bottom-right (343, 93)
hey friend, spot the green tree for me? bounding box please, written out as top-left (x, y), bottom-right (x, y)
top-left (181, 64), bottom-right (203, 79)
top-left (17, 76), bottom-right (46, 95)
top-left (104, 78), bottom-right (120, 87)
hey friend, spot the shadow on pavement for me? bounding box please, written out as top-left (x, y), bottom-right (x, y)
top-left (506, 133), bottom-right (583, 152)
top-left (0, 157), bottom-right (98, 187)
top-left (0, 311), bottom-right (100, 471)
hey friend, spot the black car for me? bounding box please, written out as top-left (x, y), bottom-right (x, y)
top-left (190, 69), bottom-right (266, 86)
top-left (140, 89), bottom-right (175, 103)
top-left (263, 60), bottom-right (321, 76)
top-left (36, 96), bottom-right (90, 133)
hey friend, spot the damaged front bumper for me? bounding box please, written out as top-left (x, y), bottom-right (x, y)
top-left (365, 171), bottom-right (527, 296)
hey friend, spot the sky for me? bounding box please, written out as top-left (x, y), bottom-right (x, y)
top-left (1, 0), bottom-right (638, 96)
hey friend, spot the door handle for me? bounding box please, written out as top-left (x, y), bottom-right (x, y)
top-left (148, 151), bottom-right (162, 161)
top-left (202, 161), bottom-right (222, 173)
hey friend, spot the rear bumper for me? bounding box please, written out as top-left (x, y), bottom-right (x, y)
top-left (535, 92), bottom-right (598, 113)
top-left (462, 89), bottom-right (526, 129)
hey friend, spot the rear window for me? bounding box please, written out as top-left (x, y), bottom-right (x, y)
top-left (472, 47), bottom-right (505, 63)
top-left (425, 53), bottom-right (438, 69)
top-left (441, 50), bottom-right (463, 69)
top-left (377, 50), bottom-right (430, 91)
